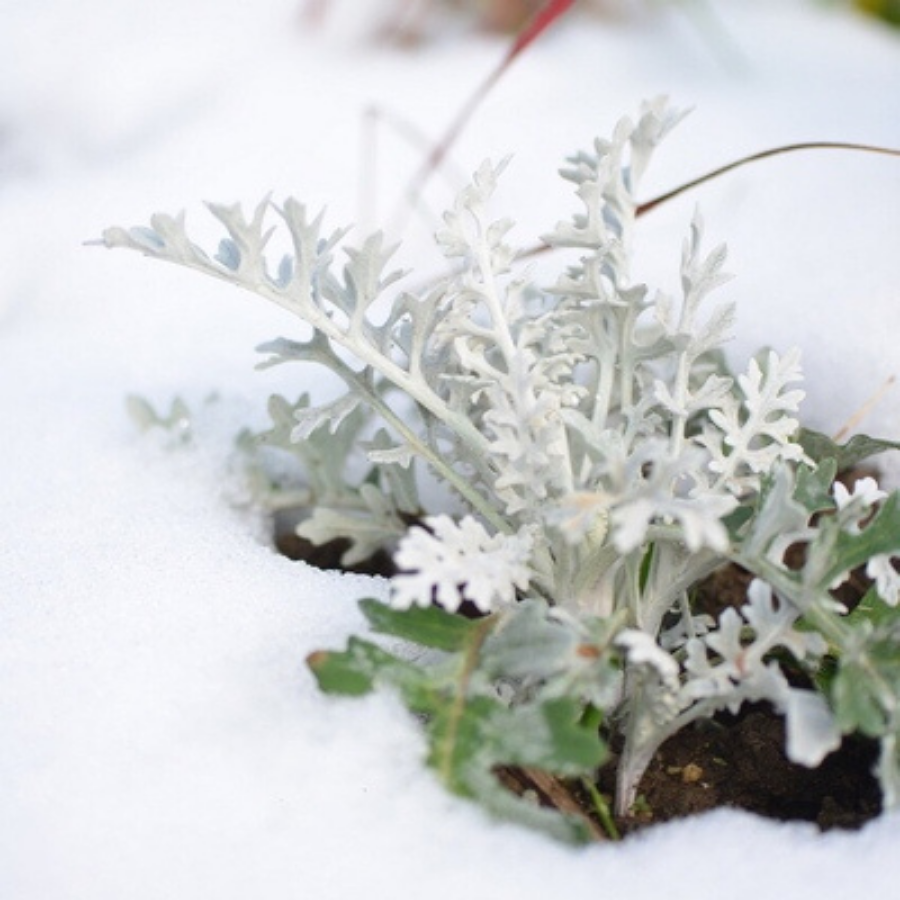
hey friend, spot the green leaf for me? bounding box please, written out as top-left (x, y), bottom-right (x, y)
top-left (831, 617), bottom-right (900, 741)
top-left (832, 660), bottom-right (888, 736)
top-left (798, 428), bottom-right (900, 471)
top-left (432, 695), bottom-right (606, 779)
top-left (480, 599), bottom-right (577, 680)
top-left (845, 585), bottom-right (897, 629)
top-left (359, 597), bottom-right (482, 652)
top-left (822, 492), bottom-right (900, 588)
top-left (427, 693), bottom-right (607, 843)
top-left (793, 459), bottom-right (837, 515)
top-left (722, 503), bottom-right (754, 540)
top-left (306, 637), bottom-right (423, 699)
top-left (308, 602), bottom-right (608, 843)
top-left (517, 697), bottom-right (609, 773)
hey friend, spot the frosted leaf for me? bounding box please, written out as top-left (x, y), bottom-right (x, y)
top-left (629, 97), bottom-right (690, 186)
top-left (833, 477), bottom-right (887, 536)
top-left (741, 579), bottom-right (827, 659)
top-left (436, 158), bottom-right (513, 271)
top-left (392, 516), bottom-right (533, 613)
top-left (367, 444), bottom-right (415, 468)
top-left (701, 607), bottom-right (745, 675)
top-left (291, 394), bottom-right (361, 441)
top-left (612, 493), bottom-right (735, 554)
top-left (741, 464), bottom-right (814, 563)
top-left (704, 349), bottom-right (808, 492)
top-left (867, 555), bottom-right (900, 607)
top-left (297, 483), bottom-right (408, 567)
top-left (833, 477), bottom-right (886, 511)
top-left (616, 630), bottom-right (679, 692)
top-left (783, 689), bottom-right (842, 767)
top-left (608, 447), bottom-right (737, 553)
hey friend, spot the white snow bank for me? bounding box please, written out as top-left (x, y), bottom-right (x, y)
top-left (1, 2), bottom-right (900, 897)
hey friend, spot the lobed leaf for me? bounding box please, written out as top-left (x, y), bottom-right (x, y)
top-left (306, 638), bottom-right (420, 699)
top-left (822, 493), bottom-right (900, 589)
top-left (798, 428), bottom-right (900, 471)
top-left (359, 598), bottom-right (483, 653)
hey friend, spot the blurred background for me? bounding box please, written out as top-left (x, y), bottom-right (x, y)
top-left (0, 0), bottom-right (898, 443)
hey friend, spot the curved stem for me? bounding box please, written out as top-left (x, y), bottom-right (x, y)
top-left (635, 141), bottom-right (900, 217)
top-left (513, 141), bottom-right (900, 264)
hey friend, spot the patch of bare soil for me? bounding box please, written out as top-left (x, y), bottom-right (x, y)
top-left (598, 549), bottom-right (881, 837)
top-left (599, 705), bottom-right (881, 836)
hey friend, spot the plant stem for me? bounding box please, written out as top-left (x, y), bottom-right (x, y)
top-left (580, 776), bottom-right (621, 841)
top-left (636, 142), bottom-right (900, 217)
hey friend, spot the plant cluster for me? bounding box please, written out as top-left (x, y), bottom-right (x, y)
top-left (101, 100), bottom-right (900, 842)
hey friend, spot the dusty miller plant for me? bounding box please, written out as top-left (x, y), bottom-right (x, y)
top-left (101, 99), bottom-right (900, 842)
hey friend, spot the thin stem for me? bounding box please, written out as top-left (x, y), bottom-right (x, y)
top-left (436, 615), bottom-right (496, 785)
top-left (509, 141), bottom-right (900, 265)
top-left (580, 777), bottom-right (620, 841)
top-left (636, 142), bottom-right (900, 217)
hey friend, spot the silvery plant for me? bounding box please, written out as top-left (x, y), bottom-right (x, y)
top-left (102, 99), bottom-right (900, 841)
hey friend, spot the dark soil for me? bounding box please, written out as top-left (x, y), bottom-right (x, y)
top-left (597, 705), bottom-right (881, 836)
top-left (277, 504), bottom-right (883, 839)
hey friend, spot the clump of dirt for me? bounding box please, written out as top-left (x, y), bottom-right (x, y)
top-left (597, 705), bottom-right (881, 836)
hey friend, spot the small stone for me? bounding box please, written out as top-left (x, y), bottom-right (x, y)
top-left (682, 763), bottom-right (704, 784)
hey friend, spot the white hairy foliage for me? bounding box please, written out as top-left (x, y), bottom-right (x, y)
top-left (101, 99), bottom-right (808, 608)
top-left (392, 515), bottom-right (533, 613)
top-left (103, 98), bottom-right (900, 818)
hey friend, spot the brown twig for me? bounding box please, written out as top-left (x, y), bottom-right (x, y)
top-left (833, 376), bottom-right (897, 444)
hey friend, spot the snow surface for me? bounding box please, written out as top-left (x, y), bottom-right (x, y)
top-left (1, 1), bottom-right (900, 897)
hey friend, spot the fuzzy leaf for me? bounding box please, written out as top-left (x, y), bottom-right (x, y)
top-left (821, 493), bottom-right (900, 589)
top-left (426, 693), bottom-right (604, 843)
top-left (125, 394), bottom-right (192, 440)
top-left (831, 617), bottom-right (900, 742)
top-left (392, 516), bottom-right (533, 613)
top-left (308, 604), bottom-right (605, 843)
top-left (480, 601), bottom-right (623, 708)
top-left (798, 428), bottom-right (900, 471)
top-left (306, 638), bottom-right (422, 699)
top-left (291, 393), bottom-right (361, 441)
top-left (793, 459), bottom-right (838, 514)
top-left (783, 689), bottom-right (841, 767)
top-left (359, 598), bottom-right (482, 653)
top-left (296, 489), bottom-right (406, 567)
top-left (366, 443), bottom-right (415, 468)
top-left (832, 657), bottom-right (889, 737)
top-left (429, 694), bottom-right (606, 785)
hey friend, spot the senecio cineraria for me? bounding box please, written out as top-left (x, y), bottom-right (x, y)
top-left (102, 99), bottom-right (900, 842)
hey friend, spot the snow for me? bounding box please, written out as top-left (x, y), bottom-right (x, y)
top-left (1, 1), bottom-right (899, 896)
